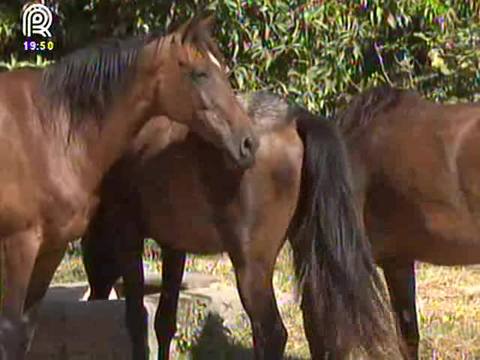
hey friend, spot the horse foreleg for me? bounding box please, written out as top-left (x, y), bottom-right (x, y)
top-left (0, 228), bottom-right (41, 360)
top-left (23, 244), bottom-right (66, 352)
top-left (381, 259), bottom-right (419, 360)
top-left (230, 249), bottom-right (287, 360)
top-left (155, 247), bottom-right (186, 360)
top-left (24, 245), bottom-right (66, 310)
top-left (81, 234), bottom-right (121, 300)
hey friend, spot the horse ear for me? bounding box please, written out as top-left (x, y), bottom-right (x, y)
top-left (175, 16), bottom-right (198, 45)
top-left (196, 13), bottom-right (215, 37)
top-left (172, 18), bottom-right (190, 41)
top-left (181, 13), bottom-right (215, 45)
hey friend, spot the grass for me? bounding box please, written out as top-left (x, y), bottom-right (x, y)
top-left (52, 241), bottom-right (480, 359)
top-left (416, 264), bottom-right (480, 359)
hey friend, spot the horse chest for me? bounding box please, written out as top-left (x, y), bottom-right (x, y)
top-left (0, 183), bottom-right (37, 238)
top-left (41, 192), bottom-right (99, 243)
top-left (0, 138), bottom-right (40, 236)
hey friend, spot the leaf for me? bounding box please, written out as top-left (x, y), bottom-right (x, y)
top-left (387, 13), bottom-right (397, 28)
top-left (429, 48), bottom-right (452, 75)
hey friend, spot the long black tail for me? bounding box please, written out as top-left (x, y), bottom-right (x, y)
top-left (288, 110), bottom-right (399, 359)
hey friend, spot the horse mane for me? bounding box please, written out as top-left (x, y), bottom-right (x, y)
top-left (41, 20), bottom-right (225, 134)
top-left (238, 91), bottom-right (297, 133)
top-left (41, 32), bottom-right (162, 131)
top-left (337, 85), bottom-right (409, 135)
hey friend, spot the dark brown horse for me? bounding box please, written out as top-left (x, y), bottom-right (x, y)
top-left (0, 15), bottom-right (258, 359)
top-left (337, 85), bottom-right (480, 359)
top-left (81, 91), bottom-right (401, 360)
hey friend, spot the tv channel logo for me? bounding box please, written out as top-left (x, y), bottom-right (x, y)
top-left (22, 3), bottom-right (53, 38)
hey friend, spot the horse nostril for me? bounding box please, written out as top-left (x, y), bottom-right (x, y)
top-left (240, 136), bottom-right (256, 158)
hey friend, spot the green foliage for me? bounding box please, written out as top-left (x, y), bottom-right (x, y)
top-left (1, 1), bottom-right (479, 114)
top-left (0, 54), bottom-right (51, 71)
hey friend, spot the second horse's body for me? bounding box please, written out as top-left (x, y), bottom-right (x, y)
top-left (82, 92), bottom-right (400, 359)
top-left (338, 86), bottom-right (480, 359)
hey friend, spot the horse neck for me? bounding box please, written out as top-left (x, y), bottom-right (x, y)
top-left (64, 74), bottom-right (156, 192)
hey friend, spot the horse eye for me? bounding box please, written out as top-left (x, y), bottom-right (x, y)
top-left (191, 70), bottom-right (208, 82)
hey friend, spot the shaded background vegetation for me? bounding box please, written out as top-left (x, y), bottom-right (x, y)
top-left (1, 0), bottom-right (479, 117)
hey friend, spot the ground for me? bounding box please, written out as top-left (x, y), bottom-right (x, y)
top-left (53, 242), bottom-right (480, 359)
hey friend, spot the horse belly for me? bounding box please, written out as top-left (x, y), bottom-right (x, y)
top-left (371, 215), bottom-right (480, 266)
top-left (367, 184), bottom-right (480, 265)
top-left (416, 236), bottom-right (480, 265)
top-left (423, 212), bottom-right (480, 264)
top-left (144, 196), bottom-right (225, 254)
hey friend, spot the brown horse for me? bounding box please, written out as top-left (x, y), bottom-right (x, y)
top-left (81, 91), bottom-right (401, 360)
top-left (337, 85), bottom-right (480, 359)
top-left (0, 15), bottom-right (258, 359)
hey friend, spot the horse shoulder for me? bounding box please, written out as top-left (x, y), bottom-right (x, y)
top-left (0, 71), bottom-right (45, 235)
top-left (454, 109), bottom-right (480, 217)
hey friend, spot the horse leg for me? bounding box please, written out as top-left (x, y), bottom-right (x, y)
top-left (85, 263), bottom-right (119, 301)
top-left (298, 284), bottom-right (329, 359)
top-left (155, 247), bottom-right (186, 360)
top-left (83, 225), bottom-right (148, 359)
top-left (81, 235), bottom-right (121, 300)
top-left (23, 244), bottom-right (67, 351)
top-left (230, 249), bottom-right (287, 359)
top-left (81, 181), bottom-right (148, 358)
top-left (0, 228), bottom-right (41, 360)
top-left (381, 259), bottom-right (419, 360)
top-left (24, 245), bottom-right (67, 310)
top-left (122, 251), bottom-right (149, 360)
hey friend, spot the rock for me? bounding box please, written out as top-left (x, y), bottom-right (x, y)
top-left (114, 271), bottom-right (220, 296)
top-left (27, 274), bottom-right (236, 360)
top-left (28, 297), bottom-right (131, 360)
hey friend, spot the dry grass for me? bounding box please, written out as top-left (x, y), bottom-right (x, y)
top-left (52, 244), bottom-right (480, 359)
top-left (416, 264), bottom-right (480, 359)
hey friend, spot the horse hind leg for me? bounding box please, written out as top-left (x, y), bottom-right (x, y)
top-left (154, 247), bottom-right (186, 360)
top-left (381, 259), bottom-right (419, 360)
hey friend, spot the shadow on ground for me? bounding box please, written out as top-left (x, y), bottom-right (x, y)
top-left (190, 314), bottom-right (306, 360)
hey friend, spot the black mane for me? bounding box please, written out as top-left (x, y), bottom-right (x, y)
top-left (337, 85), bottom-right (407, 135)
top-left (238, 91), bottom-right (316, 134)
top-left (242, 91), bottom-right (289, 128)
top-left (41, 33), bottom-right (159, 130)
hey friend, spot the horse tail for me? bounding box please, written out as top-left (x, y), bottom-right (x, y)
top-left (288, 110), bottom-right (399, 358)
